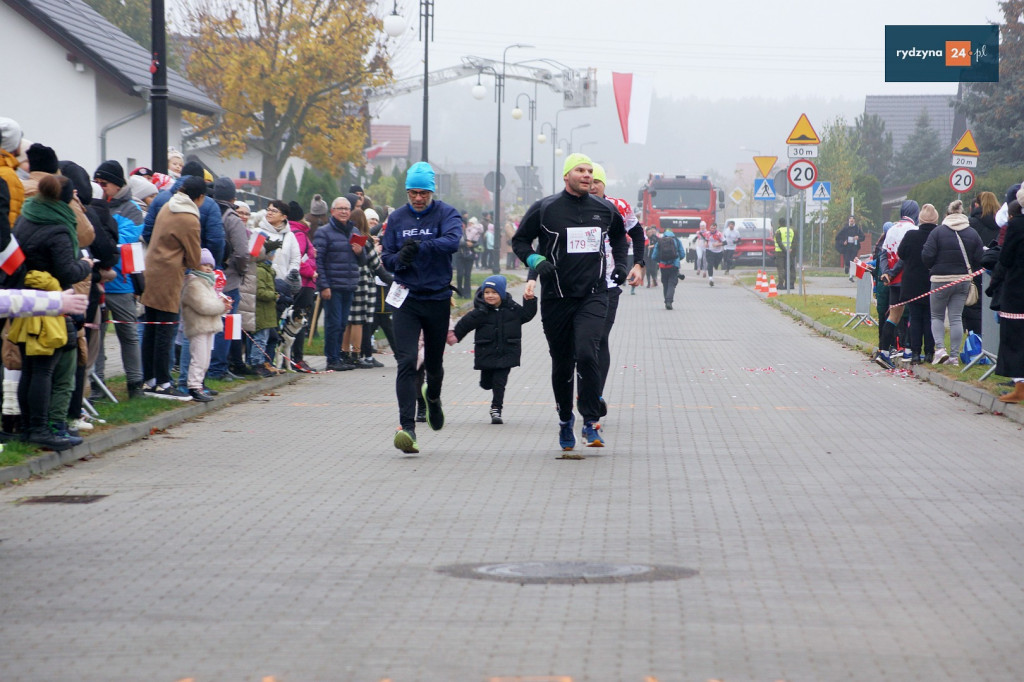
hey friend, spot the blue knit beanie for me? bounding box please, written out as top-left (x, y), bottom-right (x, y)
top-left (405, 161), bottom-right (436, 192)
top-left (480, 275), bottom-right (507, 299)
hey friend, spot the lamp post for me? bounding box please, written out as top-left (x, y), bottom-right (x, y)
top-left (490, 43), bottom-right (532, 274)
top-left (511, 91), bottom-right (537, 205)
top-left (150, 0), bottom-right (167, 172)
top-left (569, 123), bottom-right (591, 155)
top-left (537, 122), bottom-right (555, 194)
top-left (382, 1), bottom-right (432, 161)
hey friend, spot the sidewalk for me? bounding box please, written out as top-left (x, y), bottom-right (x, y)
top-left (2, 273), bottom-right (1023, 680)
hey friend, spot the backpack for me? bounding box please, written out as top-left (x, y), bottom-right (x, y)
top-left (658, 235), bottom-right (679, 264)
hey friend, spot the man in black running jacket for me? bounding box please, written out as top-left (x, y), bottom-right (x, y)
top-left (511, 153), bottom-right (628, 451)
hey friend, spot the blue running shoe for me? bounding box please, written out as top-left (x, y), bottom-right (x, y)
top-left (582, 420), bottom-right (604, 447)
top-left (558, 415), bottom-right (576, 451)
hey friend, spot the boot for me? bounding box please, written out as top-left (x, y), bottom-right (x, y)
top-left (998, 382), bottom-right (1024, 404)
top-left (127, 382), bottom-right (146, 399)
top-left (26, 426), bottom-right (77, 452)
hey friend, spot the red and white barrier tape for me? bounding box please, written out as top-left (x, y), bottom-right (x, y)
top-left (892, 268), bottom-right (985, 306)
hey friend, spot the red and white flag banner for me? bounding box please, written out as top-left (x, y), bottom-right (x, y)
top-left (120, 242), bottom-right (145, 273)
top-left (611, 72), bottom-right (653, 145)
top-left (248, 232), bottom-right (266, 258)
top-left (223, 313), bottom-right (241, 340)
top-left (852, 258), bottom-right (868, 280)
top-left (0, 235), bottom-right (25, 276)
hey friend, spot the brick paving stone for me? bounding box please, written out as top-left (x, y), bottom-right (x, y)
top-left (0, 274), bottom-right (1022, 681)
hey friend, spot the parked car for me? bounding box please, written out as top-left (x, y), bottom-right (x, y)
top-left (730, 217), bottom-right (775, 265)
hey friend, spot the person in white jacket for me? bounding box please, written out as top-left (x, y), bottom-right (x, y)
top-left (257, 199), bottom-right (301, 281)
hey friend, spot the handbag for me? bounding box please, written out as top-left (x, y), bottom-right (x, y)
top-left (954, 231), bottom-right (979, 306)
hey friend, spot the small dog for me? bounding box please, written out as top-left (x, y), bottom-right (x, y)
top-left (274, 305), bottom-right (308, 370)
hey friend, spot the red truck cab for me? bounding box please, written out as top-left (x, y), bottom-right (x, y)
top-left (637, 174), bottom-right (723, 237)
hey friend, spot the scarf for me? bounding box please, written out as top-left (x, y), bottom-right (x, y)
top-left (192, 269), bottom-right (216, 287)
top-left (259, 216), bottom-right (289, 236)
top-left (21, 196), bottom-right (79, 254)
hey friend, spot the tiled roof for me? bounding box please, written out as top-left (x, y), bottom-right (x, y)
top-left (864, 94), bottom-right (956, 154)
top-left (369, 124), bottom-right (410, 158)
top-left (4, 0), bottom-right (220, 115)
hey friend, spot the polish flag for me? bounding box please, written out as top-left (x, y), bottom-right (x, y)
top-left (363, 141), bottom-right (390, 160)
top-left (214, 269), bottom-right (226, 292)
top-left (852, 258), bottom-right (868, 279)
top-left (0, 235), bottom-right (25, 276)
top-left (611, 72), bottom-right (654, 145)
top-left (120, 242), bottom-right (145, 273)
top-left (248, 232), bottom-right (266, 257)
top-left (223, 313), bottom-right (241, 340)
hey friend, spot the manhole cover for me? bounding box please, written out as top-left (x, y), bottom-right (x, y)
top-left (17, 495), bottom-right (108, 505)
top-left (438, 561), bottom-right (697, 584)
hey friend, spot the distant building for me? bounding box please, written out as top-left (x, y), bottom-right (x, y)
top-left (864, 94), bottom-right (957, 153)
top-left (2, 0), bottom-right (219, 172)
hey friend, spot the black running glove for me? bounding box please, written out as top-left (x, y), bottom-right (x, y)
top-left (535, 260), bottom-right (556, 277)
top-left (610, 264), bottom-right (628, 285)
top-left (398, 239), bottom-right (419, 266)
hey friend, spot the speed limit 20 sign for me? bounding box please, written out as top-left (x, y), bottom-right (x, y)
top-left (949, 167), bottom-right (975, 194)
top-left (787, 159), bottom-right (818, 190)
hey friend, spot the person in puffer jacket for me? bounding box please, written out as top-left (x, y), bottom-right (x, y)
top-left (921, 199), bottom-right (984, 366)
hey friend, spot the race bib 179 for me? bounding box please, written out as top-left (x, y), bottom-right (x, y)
top-left (566, 227), bottom-right (601, 254)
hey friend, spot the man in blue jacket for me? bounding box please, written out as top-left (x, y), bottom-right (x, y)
top-left (380, 162), bottom-right (462, 454)
top-left (141, 161), bottom-right (225, 264)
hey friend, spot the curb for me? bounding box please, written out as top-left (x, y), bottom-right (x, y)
top-left (745, 283), bottom-right (1024, 426)
top-left (0, 372), bottom-right (304, 486)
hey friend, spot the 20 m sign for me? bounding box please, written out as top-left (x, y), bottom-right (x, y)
top-left (787, 159), bottom-right (817, 190)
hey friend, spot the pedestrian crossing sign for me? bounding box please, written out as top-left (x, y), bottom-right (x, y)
top-left (811, 181), bottom-right (831, 201)
top-left (754, 178), bottom-right (776, 200)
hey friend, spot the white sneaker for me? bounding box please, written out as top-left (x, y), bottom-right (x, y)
top-left (932, 349), bottom-right (949, 365)
top-left (69, 418), bottom-right (94, 431)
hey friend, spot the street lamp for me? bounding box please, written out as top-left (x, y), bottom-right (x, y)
top-left (380, 1), bottom-right (433, 161)
top-left (538, 121), bottom-right (556, 194)
top-left (569, 123), bottom-right (590, 154)
top-left (511, 91), bottom-right (537, 205)
top-left (491, 43), bottom-right (532, 273)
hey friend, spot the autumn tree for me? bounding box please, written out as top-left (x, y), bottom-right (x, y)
top-left (817, 116), bottom-right (865, 249)
top-left (958, 1), bottom-right (1023, 167)
top-left (179, 0), bottom-right (392, 191)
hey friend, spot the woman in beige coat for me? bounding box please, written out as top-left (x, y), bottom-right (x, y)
top-left (140, 177), bottom-right (203, 398)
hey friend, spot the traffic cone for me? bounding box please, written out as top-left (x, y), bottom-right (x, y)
top-left (756, 270), bottom-right (765, 292)
top-left (768, 276), bottom-right (778, 298)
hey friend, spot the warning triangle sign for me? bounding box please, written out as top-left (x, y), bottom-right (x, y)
top-left (952, 130), bottom-right (979, 156)
top-left (753, 155), bottom-right (777, 178)
top-left (786, 114), bottom-right (820, 145)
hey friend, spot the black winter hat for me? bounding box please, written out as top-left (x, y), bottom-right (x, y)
top-left (26, 143), bottom-right (59, 174)
top-left (212, 176), bottom-right (236, 202)
top-left (345, 193), bottom-right (360, 211)
top-left (348, 184), bottom-right (364, 194)
top-left (58, 160), bottom-right (93, 203)
top-left (1006, 184), bottom-right (1022, 205)
top-left (94, 159), bottom-right (126, 187)
top-left (287, 200), bottom-right (304, 221)
top-left (182, 160), bottom-right (205, 178)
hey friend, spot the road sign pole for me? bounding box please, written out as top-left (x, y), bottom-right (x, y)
top-left (762, 198), bottom-right (767, 270)
top-left (798, 189), bottom-right (806, 296)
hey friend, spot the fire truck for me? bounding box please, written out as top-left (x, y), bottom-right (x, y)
top-left (637, 174), bottom-right (724, 236)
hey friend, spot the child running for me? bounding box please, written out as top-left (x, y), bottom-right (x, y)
top-left (447, 275), bottom-right (537, 424)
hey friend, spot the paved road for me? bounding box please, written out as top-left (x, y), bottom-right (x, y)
top-left (2, 274), bottom-right (1022, 682)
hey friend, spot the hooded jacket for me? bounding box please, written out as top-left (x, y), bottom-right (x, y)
top-left (181, 272), bottom-right (225, 337)
top-left (0, 148), bottom-right (23, 226)
top-left (141, 192), bottom-right (202, 313)
top-left (452, 277), bottom-right (537, 370)
top-left (288, 219), bottom-right (317, 288)
top-left (142, 176), bottom-right (225, 263)
top-left (922, 213), bottom-right (984, 278)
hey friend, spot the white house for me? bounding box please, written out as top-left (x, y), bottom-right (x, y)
top-left (1, 0), bottom-right (220, 174)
